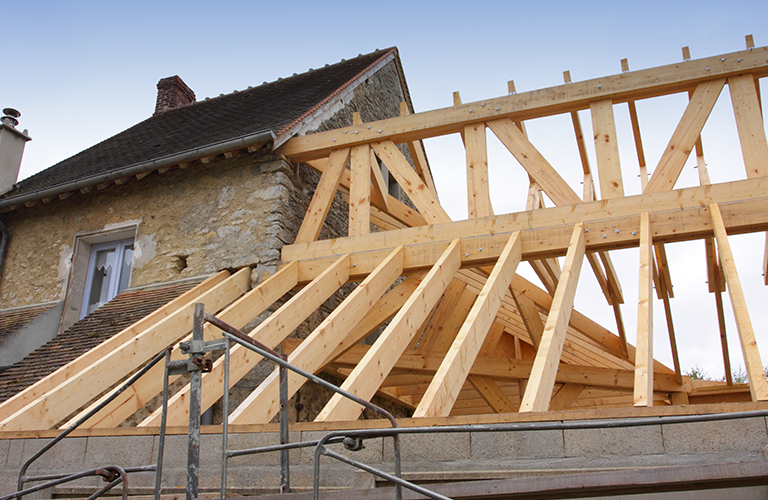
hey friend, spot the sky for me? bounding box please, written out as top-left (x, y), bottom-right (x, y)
top-left (3, 0), bottom-right (768, 380)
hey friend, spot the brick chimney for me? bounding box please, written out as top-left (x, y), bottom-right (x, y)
top-left (0, 108), bottom-right (31, 195)
top-left (154, 76), bottom-right (196, 116)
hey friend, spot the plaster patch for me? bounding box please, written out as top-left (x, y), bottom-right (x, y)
top-left (133, 233), bottom-right (157, 270)
top-left (217, 185), bottom-right (236, 208)
top-left (247, 185), bottom-right (288, 204)
top-left (57, 244), bottom-right (72, 296)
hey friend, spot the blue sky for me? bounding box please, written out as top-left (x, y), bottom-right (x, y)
top-left (4, 1), bottom-right (768, 380)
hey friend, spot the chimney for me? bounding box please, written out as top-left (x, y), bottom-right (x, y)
top-left (0, 108), bottom-right (31, 195)
top-left (154, 76), bottom-right (196, 116)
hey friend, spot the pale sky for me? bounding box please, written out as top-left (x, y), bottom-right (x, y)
top-left (3, 0), bottom-right (768, 379)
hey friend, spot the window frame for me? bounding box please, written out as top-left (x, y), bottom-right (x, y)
top-left (80, 237), bottom-right (134, 319)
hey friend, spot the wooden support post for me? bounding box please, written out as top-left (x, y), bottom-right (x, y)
top-left (369, 148), bottom-right (390, 212)
top-left (520, 224), bottom-right (586, 412)
top-left (465, 122), bottom-right (492, 218)
top-left (713, 268), bottom-right (733, 385)
top-left (315, 241), bottom-right (461, 422)
top-left (140, 258), bottom-right (350, 427)
top-left (414, 232), bottom-right (523, 418)
top-left (348, 144), bottom-right (372, 236)
top-left (710, 203), bottom-right (768, 401)
top-left (230, 247), bottom-right (405, 424)
top-left (661, 293), bottom-right (683, 385)
top-left (295, 148), bottom-right (351, 243)
top-left (729, 74), bottom-right (768, 179)
top-left (644, 79), bottom-right (725, 193)
top-left (634, 213), bottom-right (654, 407)
top-left (590, 99), bottom-right (624, 199)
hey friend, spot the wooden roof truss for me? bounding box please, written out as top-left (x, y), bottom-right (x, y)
top-left (2, 39), bottom-right (768, 431)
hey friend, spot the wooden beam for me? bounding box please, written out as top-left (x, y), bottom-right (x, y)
top-left (348, 144), bottom-right (371, 236)
top-left (0, 271), bottom-right (230, 422)
top-left (369, 148), bottom-right (390, 212)
top-left (520, 224), bottom-right (586, 412)
top-left (710, 203), bottom-right (768, 401)
top-left (142, 256), bottom-right (351, 427)
top-left (590, 99), bottom-right (624, 199)
top-left (70, 263), bottom-right (300, 429)
top-left (713, 267), bottom-right (733, 385)
top-left (487, 118), bottom-right (581, 206)
top-left (295, 147), bottom-right (351, 243)
top-left (465, 122), bottom-right (492, 218)
top-left (414, 232), bottom-right (522, 418)
top-left (467, 375), bottom-right (518, 413)
top-left (510, 288), bottom-right (544, 350)
top-left (315, 241), bottom-right (461, 422)
top-left (549, 383), bottom-right (586, 411)
top-left (644, 79), bottom-right (726, 193)
top-left (279, 46), bottom-right (768, 161)
top-left (372, 140), bottom-right (451, 224)
top-left (729, 74), bottom-right (768, 178)
top-left (0, 268), bottom-right (251, 431)
top-left (412, 280), bottom-right (471, 353)
top-left (634, 213), bottom-right (654, 407)
top-left (401, 102), bottom-right (439, 198)
top-left (229, 247), bottom-right (405, 424)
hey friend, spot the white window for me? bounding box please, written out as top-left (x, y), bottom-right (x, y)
top-left (80, 238), bottom-right (134, 318)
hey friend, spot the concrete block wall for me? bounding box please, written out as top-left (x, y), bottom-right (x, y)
top-left (1, 414), bottom-right (767, 497)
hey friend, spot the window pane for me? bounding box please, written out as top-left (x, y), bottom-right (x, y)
top-left (118, 244), bottom-right (133, 293)
top-left (87, 248), bottom-right (116, 314)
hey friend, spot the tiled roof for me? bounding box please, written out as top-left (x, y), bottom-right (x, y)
top-left (12, 49), bottom-right (396, 196)
top-left (0, 302), bottom-right (57, 346)
top-left (0, 280), bottom-right (201, 403)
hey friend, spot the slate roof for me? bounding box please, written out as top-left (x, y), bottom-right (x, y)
top-left (12, 48), bottom-right (398, 197)
top-left (0, 280), bottom-right (201, 403)
top-left (0, 302), bottom-right (57, 346)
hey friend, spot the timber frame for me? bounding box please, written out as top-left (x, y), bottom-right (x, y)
top-left (2, 39), bottom-right (768, 431)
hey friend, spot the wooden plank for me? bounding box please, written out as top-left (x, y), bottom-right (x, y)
top-left (713, 267), bottom-right (733, 385)
top-left (412, 280), bottom-right (469, 353)
top-left (315, 340), bottom-right (688, 393)
top-left (0, 268), bottom-right (251, 431)
top-left (141, 256), bottom-right (351, 427)
top-left (710, 203), bottom-right (768, 401)
top-left (487, 118), bottom-right (581, 206)
top-left (372, 140), bottom-right (451, 224)
top-left (369, 148), bottom-right (390, 212)
top-left (69, 263), bottom-right (300, 429)
top-left (295, 148), bottom-right (350, 243)
top-left (229, 247), bottom-right (405, 424)
top-left (279, 47), bottom-right (768, 161)
top-left (520, 224), bottom-right (586, 412)
top-left (0, 271), bottom-right (230, 422)
top-left (644, 79), bottom-right (726, 193)
top-left (465, 122), bottom-right (492, 218)
top-left (467, 375), bottom-right (518, 413)
top-left (414, 232), bottom-right (522, 418)
top-left (590, 99), bottom-right (624, 199)
top-left (348, 144), bottom-right (371, 236)
top-left (634, 213), bottom-right (654, 407)
top-left (549, 383), bottom-right (586, 411)
top-left (401, 102), bottom-right (439, 198)
top-left (315, 241), bottom-right (461, 422)
top-left (510, 288), bottom-right (544, 349)
top-left (729, 74), bottom-right (768, 178)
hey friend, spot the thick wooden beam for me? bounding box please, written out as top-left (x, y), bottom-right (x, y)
top-left (279, 47), bottom-right (768, 161)
top-left (315, 241), bottom-right (461, 422)
top-left (520, 224), bottom-right (586, 412)
top-left (140, 257), bottom-right (350, 427)
top-left (644, 79), bottom-right (725, 193)
top-left (510, 288), bottom-right (544, 350)
top-left (713, 268), bottom-right (733, 385)
top-left (729, 74), bottom-right (768, 178)
top-left (348, 144), bottom-right (372, 236)
top-left (400, 102), bottom-right (439, 198)
top-left (634, 213), bottom-right (654, 407)
top-left (0, 268), bottom-right (251, 431)
top-left (710, 203), bottom-right (768, 401)
top-left (549, 383), bottom-right (586, 411)
top-left (465, 123), bottom-right (492, 218)
top-left (414, 232), bottom-right (522, 418)
top-left (0, 271), bottom-right (231, 423)
top-left (295, 148), bottom-right (350, 243)
top-left (369, 149), bottom-right (390, 212)
top-left (70, 263), bottom-right (300, 429)
top-left (590, 99), bottom-right (624, 199)
top-left (372, 140), bottom-right (451, 224)
top-left (229, 247), bottom-right (405, 424)
top-left (412, 280), bottom-right (472, 354)
top-left (467, 375), bottom-right (518, 413)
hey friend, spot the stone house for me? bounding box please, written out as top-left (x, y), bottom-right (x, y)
top-left (0, 47), bottom-right (421, 420)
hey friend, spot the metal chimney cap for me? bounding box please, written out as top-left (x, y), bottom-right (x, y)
top-left (2, 108), bottom-right (20, 118)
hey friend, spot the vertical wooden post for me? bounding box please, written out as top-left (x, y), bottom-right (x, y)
top-left (634, 213), bottom-right (654, 406)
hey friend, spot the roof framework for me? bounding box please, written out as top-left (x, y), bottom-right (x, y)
top-left (2, 41), bottom-right (768, 431)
